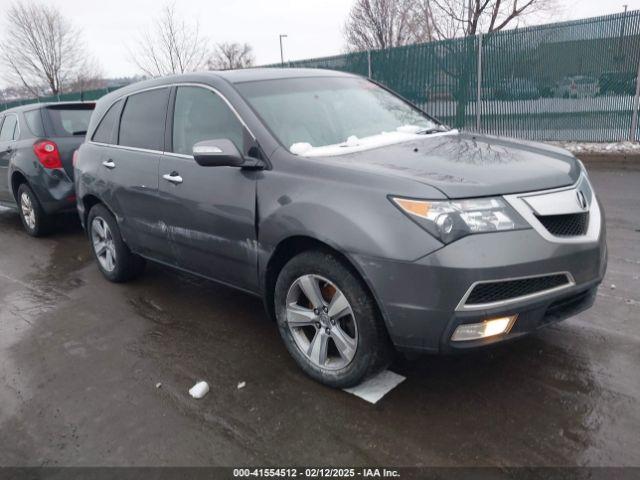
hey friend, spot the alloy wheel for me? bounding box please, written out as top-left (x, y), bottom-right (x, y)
top-left (285, 274), bottom-right (358, 370)
top-left (20, 192), bottom-right (36, 230)
top-left (91, 216), bottom-right (117, 272)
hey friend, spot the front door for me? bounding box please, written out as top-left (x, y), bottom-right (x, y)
top-left (157, 85), bottom-right (259, 292)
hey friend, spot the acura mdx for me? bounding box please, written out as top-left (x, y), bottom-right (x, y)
top-left (75, 69), bottom-right (606, 387)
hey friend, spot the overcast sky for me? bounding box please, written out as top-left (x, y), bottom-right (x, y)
top-left (0, 0), bottom-right (639, 88)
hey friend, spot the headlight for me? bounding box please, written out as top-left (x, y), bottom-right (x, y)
top-left (392, 196), bottom-right (530, 243)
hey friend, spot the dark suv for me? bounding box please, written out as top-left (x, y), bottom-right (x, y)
top-left (75, 70), bottom-right (606, 387)
top-left (0, 102), bottom-right (95, 236)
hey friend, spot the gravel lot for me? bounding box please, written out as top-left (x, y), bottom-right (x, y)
top-left (0, 166), bottom-right (638, 467)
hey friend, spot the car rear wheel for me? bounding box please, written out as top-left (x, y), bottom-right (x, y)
top-left (17, 184), bottom-right (52, 237)
top-left (87, 204), bottom-right (145, 283)
top-left (274, 250), bottom-right (392, 388)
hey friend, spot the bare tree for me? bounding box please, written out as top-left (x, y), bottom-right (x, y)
top-left (131, 3), bottom-right (209, 77)
top-left (66, 59), bottom-right (107, 92)
top-left (344, 0), bottom-right (430, 51)
top-left (208, 42), bottom-right (255, 70)
top-left (0, 1), bottom-right (95, 95)
top-left (421, 0), bottom-right (557, 39)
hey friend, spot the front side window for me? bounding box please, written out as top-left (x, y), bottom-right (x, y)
top-left (92, 99), bottom-right (123, 144)
top-left (45, 104), bottom-right (94, 136)
top-left (236, 77), bottom-right (441, 154)
top-left (119, 88), bottom-right (169, 151)
top-left (0, 114), bottom-right (18, 142)
top-left (172, 86), bottom-right (246, 156)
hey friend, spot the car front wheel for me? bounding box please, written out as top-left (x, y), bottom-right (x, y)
top-left (274, 250), bottom-right (392, 388)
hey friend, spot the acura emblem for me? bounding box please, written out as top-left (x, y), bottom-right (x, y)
top-left (576, 190), bottom-right (588, 210)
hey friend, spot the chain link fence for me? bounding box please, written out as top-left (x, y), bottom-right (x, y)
top-left (282, 11), bottom-right (640, 142)
top-left (2, 11), bottom-right (640, 142)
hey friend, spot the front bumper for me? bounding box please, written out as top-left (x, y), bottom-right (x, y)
top-left (353, 217), bottom-right (607, 354)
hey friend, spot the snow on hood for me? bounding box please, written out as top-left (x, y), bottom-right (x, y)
top-left (289, 127), bottom-right (459, 157)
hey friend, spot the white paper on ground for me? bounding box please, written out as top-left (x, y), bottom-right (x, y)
top-left (189, 381), bottom-right (210, 399)
top-left (343, 370), bottom-right (406, 404)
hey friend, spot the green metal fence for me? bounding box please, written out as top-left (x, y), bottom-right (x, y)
top-left (3, 11), bottom-right (640, 142)
top-left (0, 86), bottom-right (124, 111)
top-left (283, 11), bottom-right (640, 142)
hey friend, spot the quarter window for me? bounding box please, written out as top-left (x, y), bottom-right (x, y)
top-left (0, 114), bottom-right (18, 142)
top-left (119, 88), bottom-right (169, 151)
top-left (24, 109), bottom-right (45, 137)
top-left (92, 99), bottom-right (123, 144)
top-left (172, 86), bottom-right (246, 156)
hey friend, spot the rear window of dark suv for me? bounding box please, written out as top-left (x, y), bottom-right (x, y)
top-left (45, 103), bottom-right (95, 137)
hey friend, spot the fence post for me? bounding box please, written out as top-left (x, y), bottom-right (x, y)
top-left (476, 33), bottom-right (483, 132)
top-left (367, 50), bottom-right (372, 78)
top-left (631, 56), bottom-right (640, 142)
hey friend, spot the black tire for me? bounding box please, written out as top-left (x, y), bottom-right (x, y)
top-left (274, 250), bottom-right (392, 388)
top-left (17, 183), bottom-right (53, 237)
top-left (87, 204), bottom-right (146, 283)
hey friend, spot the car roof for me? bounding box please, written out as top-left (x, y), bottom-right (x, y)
top-left (211, 67), bottom-right (357, 84)
top-left (1, 101), bottom-right (95, 114)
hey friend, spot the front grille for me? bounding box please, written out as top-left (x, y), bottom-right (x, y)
top-left (537, 212), bottom-right (589, 237)
top-left (465, 274), bottom-right (571, 306)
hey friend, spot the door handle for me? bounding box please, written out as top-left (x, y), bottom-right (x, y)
top-left (102, 160), bottom-right (115, 169)
top-left (162, 172), bottom-right (183, 185)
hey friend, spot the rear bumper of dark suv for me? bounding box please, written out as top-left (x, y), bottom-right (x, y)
top-left (352, 207), bottom-right (607, 354)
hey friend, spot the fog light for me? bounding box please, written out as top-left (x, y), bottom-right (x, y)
top-left (451, 315), bottom-right (517, 342)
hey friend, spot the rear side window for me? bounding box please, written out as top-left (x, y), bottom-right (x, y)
top-left (119, 88), bottom-right (169, 151)
top-left (24, 109), bottom-right (45, 137)
top-left (0, 114), bottom-right (18, 142)
top-left (172, 86), bottom-right (246, 155)
top-left (46, 104), bottom-right (95, 136)
top-left (92, 100), bottom-right (123, 144)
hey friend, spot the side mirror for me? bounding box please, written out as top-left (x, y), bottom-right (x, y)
top-left (193, 139), bottom-right (244, 167)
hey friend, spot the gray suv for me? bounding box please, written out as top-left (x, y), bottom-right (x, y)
top-left (75, 69), bottom-right (607, 387)
top-left (0, 102), bottom-right (95, 235)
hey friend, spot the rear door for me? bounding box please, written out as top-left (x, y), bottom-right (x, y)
top-left (157, 85), bottom-right (259, 291)
top-left (0, 113), bottom-right (19, 202)
top-left (100, 87), bottom-right (170, 256)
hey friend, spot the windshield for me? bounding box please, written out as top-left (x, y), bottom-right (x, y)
top-left (236, 77), bottom-right (442, 155)
top-left (46, 104), bottom-right (94, 136)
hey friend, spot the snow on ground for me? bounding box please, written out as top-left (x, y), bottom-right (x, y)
top-left (548, 141), bottom-right (640, 155)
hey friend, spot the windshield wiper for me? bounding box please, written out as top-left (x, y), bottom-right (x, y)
top-left (416, 126), bottom-right (449, 135)
top-left (72, 130), bottom-right (88, 136)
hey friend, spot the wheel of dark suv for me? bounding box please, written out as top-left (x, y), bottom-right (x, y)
top-left (87, 204), bottom-right (146, 283)
top-left (274, 250), bottom-right (392, 388)
top-left (17, 183), bottom-right (52, 237)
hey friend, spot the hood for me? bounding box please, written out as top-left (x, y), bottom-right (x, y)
top-left (324, 132), bottom-right (581, 198)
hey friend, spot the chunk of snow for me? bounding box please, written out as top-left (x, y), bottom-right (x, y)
top-left (237, 381), bottom-right (246, 390)
top-left (344, 135), bottom-right (360, 147)
top-left (289, 142), bottom-right (313, 155)
top-left (189, 381), bottom-right (209, 399)
top-left (343, 370), bottom-right (406, 404)
top-left (549, 141), bottom-right (640, 155)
